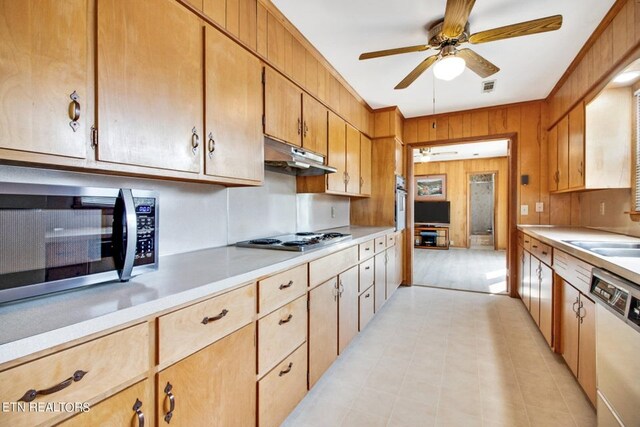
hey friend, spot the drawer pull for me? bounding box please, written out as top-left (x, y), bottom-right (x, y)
top-left (19, 369), bottom-right (88, 402)
top-left (365, 247), bottom-right (370, 251)
top-left (364, 293), bottom-right (371, 298)
top-left (279, 314), bottom-right (293, 325)
top-left (164, 382), bottom-right (175, 424)
top-left (279, 280), bottom-right (294, 290)
top-left (133, 398), bottom-right (145, 427)
top-left (201, 309), bottom-right (229, 325)
top-left (542, 251), bottom-right (548, 256)
top-left (365, 266), bottom-right (370, 270)
top-left (279, 362), bottom-right (293, 376)
top-left (532, 245), bottom-right (538, 249)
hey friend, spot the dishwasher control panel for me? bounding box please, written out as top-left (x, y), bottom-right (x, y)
top-left (591, 269), bottom-right (630, 316)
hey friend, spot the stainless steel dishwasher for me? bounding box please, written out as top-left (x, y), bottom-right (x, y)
top-left (590, 268), bottom-right (640, 426)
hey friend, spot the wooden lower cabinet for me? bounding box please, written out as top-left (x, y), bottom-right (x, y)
top-left (308, 278), bottom-right (338, 388)
top-left (374, 251), bottom-right (386, 312)
top-left (561, 281), bottom-right (580, 376)
top-left (258, 344), bottom-right (307, 427)
top-left (517, 244), bottom-right (525, 299)
top-left (359, 286), bottom-right (375, 331)
top-left (530, 259), bottom-right (541, 326)
top-left (385, 246), bottom-right (396, 299)
top-left (61, 379), bottom-right (152, 427)
top-left (156, 323), bottom-right (256, 426)
top-left (539, 262), bottom-right (553, 346)
top-left (338, 266), bottom-right (359, 354)
top-left (521, 250), bottom-right (531, 310)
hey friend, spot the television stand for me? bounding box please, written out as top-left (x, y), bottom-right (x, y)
top-left (414, 225), bottom-right (449, 250)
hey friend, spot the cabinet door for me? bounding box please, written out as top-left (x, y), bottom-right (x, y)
top-left (557, 116), bottom-right (569, 191)
top-left (530, 258), bottom-right (541, 326)
top-left (205, 25), bottom-right (263, 182)
top-left (539, 263), bottom-right (553, 346)
top-left (264, 67), bottom-right (302, 146)
top-left (97, 0), bottom-right (203, 173)
top-left (203, 0), bottom-right (225, 25)
top-left (61, 380), bottom-right (152, 427)
top-left (302, 94), bottom-right (328, 156)
top-left (522, 250), bottom-right (531, 310)
top-left (308, 278), bottom-right (338, 388)
top-left (0, 0), bottom-right (87, 159)
top-left (578, 296), bottom-right (596, 405)
top-left (360, 135), bottom-right (372, 196)
top-left (374, 252), bottom-right (386, 312)
top-left (345, 124), bottom-right (361, 194)
top-left (517, 245), bottom-right (525, 299)
top-left (157, 323), bottom-right (256, 426)
top-left (338, 266), bottom-right (359, 354)
top-left (395, 234), bottom-right (403, 286)
top-left (326, 111), bottom-right (347, 193)
top-left (568, 102), bottom-right (585, 189)
top-left (548, 126), bottom-right (558, 192)
top-left (385, 247), bottom-right (397, 299)
top-left (560, 281), bottom-right (580, 377)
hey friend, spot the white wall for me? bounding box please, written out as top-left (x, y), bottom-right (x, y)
top-left (0, 166), bottom-right (350, 255)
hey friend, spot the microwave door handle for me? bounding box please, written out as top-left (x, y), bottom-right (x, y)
top-left (118, 188), bottom-right (137, 281)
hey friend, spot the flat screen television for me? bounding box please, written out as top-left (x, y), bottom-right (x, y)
top-left (414, 201), bottom-right (450, 224)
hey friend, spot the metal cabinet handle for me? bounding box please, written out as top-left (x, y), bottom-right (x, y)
top-left (279, 280), bottom-right (293, 290)
top-left (303, 121), bottom-right (308, 137)
top-left (578, 161), bottom-right (583, 176)
top-left (365, 247), bottom-right (370, 251)
top-left (163, 382), bottom-right (175, 424)
top-left (572, 297), bottom-right (580, 316)
top-left (201, 309), bottom-right (228, 325)
top-left (345, 172), bottom-right (350, 184)
top-left (578, 301), bottom-right (585, 323)
top-left (338, 279), bottom-right (344, 297)
top-left (297, 118), bottom-right (302, 135)
top-left (207, 132), bottom-right (215, 158)
top-left (19, 370), bottom-right (88, 402)
top-left (69, 91), bottom-right (80, 132)
top-left (360, 177), bottom-right (364, 189)
top-left (532, 245), bottom-right (538, 249)
top-left (191, 127), bottom-right (199, 154)
top-left (279, 362), bottom-right (293, 376)
top-left (133, 398), bottom-right (145, 427)
top-left (542, 251), bottom-right (548, 256)
top-left (365, 266), bottom-right (370, 270)
top-left (364, 293), bottom-right (371, 298)
top-left (279, 314), bottom-right (293, 325)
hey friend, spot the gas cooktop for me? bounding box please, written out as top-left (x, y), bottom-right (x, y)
top-left (236, 231), bottom-right (352, 252)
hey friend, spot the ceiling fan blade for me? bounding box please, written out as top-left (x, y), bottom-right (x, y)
top-left (442, 0), bottom-right (476, 38)
top-left (359, 44), bottom-right (429, 60)
top-left (394, 54), bottom-right (439, 90)
top-left (457, 48), bottom-right (500, 78)
top-left (469, 15), bottom-right (563, 44)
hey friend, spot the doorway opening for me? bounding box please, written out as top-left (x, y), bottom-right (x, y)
top-left (468, 172), bottom-right (496, 250)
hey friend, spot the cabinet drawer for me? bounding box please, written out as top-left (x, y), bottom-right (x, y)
top-left (0, 324), bottom-right (149, 427)
top-left (359, 257), bottom-right (374, 292)
top-left (359, 286), bottom-right (375, 331)
top-left (374, 237), bottom-right (386, 253)
top-left (523, 233), bottom-right (532, 251)
top-left (258, 264), bottom-right (307, 316)
top-left (309, 245), bottom-right (358, 288)
top-left (258, 296), bottom-right (307, 377)
top-left (553, 250), bottom-right (593, 295)
top-left (158, 284), bottom-right (255, 365)
top-left (386, 233), bottom-right (396, 247)
top-left (359, 240), bottom-right (374, 260)
top-left (530, 238), bottom-right (552, 266)
top-left (258, 344), bottom-right (307, 427)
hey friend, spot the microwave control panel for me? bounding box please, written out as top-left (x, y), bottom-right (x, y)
top-left (134, 197), bottom-right (156, 265)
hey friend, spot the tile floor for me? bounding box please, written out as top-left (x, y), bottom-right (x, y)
top-left (282, 286), bottom-right (595, 427)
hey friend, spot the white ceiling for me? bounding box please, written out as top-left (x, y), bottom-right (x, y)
top-left (414, 139), bottom-right (508, 162)
top-left (272, 0), bottom-right (616, 117)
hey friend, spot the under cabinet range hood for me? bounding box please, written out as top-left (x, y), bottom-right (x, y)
top-left (264, 137), bottom-right (337, 176)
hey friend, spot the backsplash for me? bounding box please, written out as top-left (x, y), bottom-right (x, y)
top-left (0, 166), bottom-right (350, 255)
top-left (577, 188), bottom-right (640, 237)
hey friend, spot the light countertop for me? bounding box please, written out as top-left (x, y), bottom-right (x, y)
top-left (0, 225), bottom-right (394, 365)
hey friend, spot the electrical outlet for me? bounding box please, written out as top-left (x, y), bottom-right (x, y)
top-left (535, 202), bottom-right (544, 213)
top-left (521, 205), bottom-right (529, 216)
top-left (449, 240), bottom-right (454, 245)
top-left (331, 206), bottom-right (336, 218)
top-left (599, 202), bottom-right (605, 216)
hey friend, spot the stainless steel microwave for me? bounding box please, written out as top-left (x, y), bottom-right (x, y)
top-left (0, 183), bottom-right (159, 304)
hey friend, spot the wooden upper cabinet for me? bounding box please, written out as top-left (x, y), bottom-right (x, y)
top-left (548, 125), bottom-right (558, 192)
top-left (557, 116), bottom-right (569, 191)
top-left (360, 135), bottom-right (372, 196)
top-left (97, 0), bottom-right (203, 173)
top-left (302, 94), bottom-right (328, 156)
top-left (326, 111), bottom-right (347, 193)
top-left (568, 102), bottom-right (585, 189)
top-left (225, 0), bottom-right (257, 50)
top-left (205, 25), bottom-right (263, 182)
top-left (345, 124), bottom-right (361, 194)
top-left (291, 38), bottom-right (306, 85)
top-left (203, 0), bottom-right (225, 25)
top-left (0, 0), bottom-right (88, 159)
top-left (264, 67), bottom-right (302, 146)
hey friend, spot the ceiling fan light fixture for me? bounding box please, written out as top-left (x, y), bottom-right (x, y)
top-left (433, 54), bottom-right (466, 81)
top-left (613, 71), bottom-right (640, 84)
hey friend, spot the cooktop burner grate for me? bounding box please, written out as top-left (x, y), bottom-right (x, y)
top-left (248, 238), bottom-right (282, 245)
top-left (295, 232), bottom-right (317, 236)
top-left (282, 240), bottom-right (312, 247)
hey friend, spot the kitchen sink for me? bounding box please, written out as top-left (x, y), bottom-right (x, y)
top-left (564, 240), bottom-right (640, 257)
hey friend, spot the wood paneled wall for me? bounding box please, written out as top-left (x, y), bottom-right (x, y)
top-left (414, 157), bottom-right (508, 250)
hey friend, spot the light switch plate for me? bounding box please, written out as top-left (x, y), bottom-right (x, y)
top-left (521, 205), bottom-right (529, 216)
top-left (535, 202), bottom-right (544, 213)
top-left (599, 202), bottom-right (605, 216)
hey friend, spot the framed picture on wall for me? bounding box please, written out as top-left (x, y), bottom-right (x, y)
top-left (415, 174), bottom-right (447, 201)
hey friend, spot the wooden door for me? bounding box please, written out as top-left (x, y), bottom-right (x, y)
top-left (560, 281), bottom-right (580, 376)
top-left (345, 124), bottom-right (361, 194)
top-left (205, 25), bottom-right (263, 182)
top-left (61, 380), bottom-right (153, 427)
top-left (360, 135), bottom-right (372, 196)
top-left (0, 0), bottom-right (88, 159)
top-left (548, 126), bottom-right (558, 192)
top-left (539, 263), bottom-right (553, 346)
top-left (326, 111), bottom-right (347, 193)
top-left (578, 295), bottom-right (596, 405)
top-left (308, 278), bottom-right (338, 388)
top-left (97, 0), bottom-right (203, 173)
top-left (157, 324), bottom-right (256, 426)
top-left (557, 116), bottom-right (569, 191)
top-left (385, 247), bottom-right (397, 299)
top-left (522, 250), bottom-right (531, 310)
top-left (302, 93), bottom-right (328, 156)
top-left (374, 252), bottom-right (386, 312)
top-left (530, 258), bottom-right (541, 326)
top-left (568, 103), bottom-right (585, 189)
top-left (338, 266), bottom-right (359, 354)
top-left (264, 67), bottom-right (302, 146)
